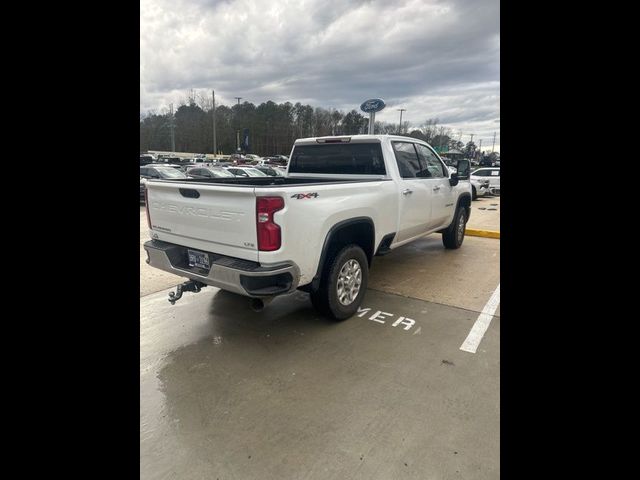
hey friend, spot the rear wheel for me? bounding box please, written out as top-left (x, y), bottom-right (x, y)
top-left (442, 207), bottom-right (467, 249)
top-left (472, 185), bottom-right (477, 200)
top-left (310, 244), bottom-right (368, 320)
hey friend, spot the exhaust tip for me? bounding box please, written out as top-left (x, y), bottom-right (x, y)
top-left (250, 298), bottom-right (265, 312)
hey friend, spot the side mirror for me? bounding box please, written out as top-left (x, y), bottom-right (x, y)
top-left (456, 159), bottom-right (470, 180)
top-left (449, 173), bottom-right (459, 186)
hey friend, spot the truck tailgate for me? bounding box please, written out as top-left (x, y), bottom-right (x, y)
top-left (146, 181), bottom-right (259, 261)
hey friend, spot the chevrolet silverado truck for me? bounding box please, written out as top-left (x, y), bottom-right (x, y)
top-left (143, 135), bottom-right (472, 320)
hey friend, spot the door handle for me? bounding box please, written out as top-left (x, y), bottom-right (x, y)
top-left (402, 189), bottom-right (413, 195)
top-left (433, 186), bottom-right (441, 191)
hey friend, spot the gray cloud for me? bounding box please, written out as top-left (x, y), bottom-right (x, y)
top-left (141, 0), bottom-right (500, 150)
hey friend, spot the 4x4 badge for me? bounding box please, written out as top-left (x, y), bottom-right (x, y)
top-left (291, 193), bottom-right (319, 199)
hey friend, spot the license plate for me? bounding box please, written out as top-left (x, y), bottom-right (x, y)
top-left (187, 249), bottom-right (210, 269)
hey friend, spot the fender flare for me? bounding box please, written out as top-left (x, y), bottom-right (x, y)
top-left (311, 217), bottom-right (375, 290)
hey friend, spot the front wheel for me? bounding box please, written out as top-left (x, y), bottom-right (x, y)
top-left (442, 207), bottom-right (467, 249)
top-left (310, 244), bottom-right (369, 320)
top-left (472, 185), bottom-right (477, 200)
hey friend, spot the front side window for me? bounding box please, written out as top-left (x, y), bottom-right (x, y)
top-left (392, 142), bottom-right (426, 178)
top-left (415, 144), bottom-right (447, 178)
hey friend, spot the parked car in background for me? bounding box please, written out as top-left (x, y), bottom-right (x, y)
top-left (479, 157), bottom-right (498, 167)
top-left (140, 166), bottom-right (188, 202)
top-left (253, 166), bottom-right (285, 177)
top-left (224, 166), bottom-right (268, 177)
top-left (146, 163), bottom-right (183, 170)
top-left (470, 178), bottom-right (490, 200)
top-left (471, 167), bottom-right (500, 195)
top-left (244, 154), bottom-right (263, 162)
top-left (140, 154), bottom-right (157, 165)
top-left (229, 153), bottom-right (246, 164)
top-left (187, 167), bottom-right (236, 179)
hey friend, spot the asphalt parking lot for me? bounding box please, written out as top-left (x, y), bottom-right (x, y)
top-left (140, 203), bottom-right (500, 479)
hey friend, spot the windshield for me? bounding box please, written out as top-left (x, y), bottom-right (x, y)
top-left (243, 168), bottom-right (268, 177)
top-left (156, 168), bottom-right (187, 179)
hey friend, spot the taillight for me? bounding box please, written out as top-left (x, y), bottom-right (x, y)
top-left (256, 196), bottom-right (284, 251)
top-left (144, 187), bottom-right (151, 229)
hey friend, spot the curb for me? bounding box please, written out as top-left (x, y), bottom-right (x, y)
top-left (465, 228), bottom-right (500, 239)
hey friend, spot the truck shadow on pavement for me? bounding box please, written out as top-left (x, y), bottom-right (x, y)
top-left (205, 288), bottom-right (339, 339)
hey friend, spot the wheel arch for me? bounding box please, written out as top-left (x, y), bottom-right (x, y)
top-left (310, 217), bottom-right (375, 290)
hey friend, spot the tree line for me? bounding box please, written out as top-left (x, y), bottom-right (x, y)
top-left (140, 95), bottom-right (478, 157)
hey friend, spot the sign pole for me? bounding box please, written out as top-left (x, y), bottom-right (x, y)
top-left (369, 112), bottom-right (375, 134)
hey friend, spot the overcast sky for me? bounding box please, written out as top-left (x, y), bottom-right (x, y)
top-left (141, 0), bottom-right (500, 151)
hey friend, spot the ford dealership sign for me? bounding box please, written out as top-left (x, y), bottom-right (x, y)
top-left (360, 98), bottom-right (386, 113)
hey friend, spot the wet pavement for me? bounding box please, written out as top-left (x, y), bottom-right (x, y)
top-left (141, 287), bottom-right (499, 480)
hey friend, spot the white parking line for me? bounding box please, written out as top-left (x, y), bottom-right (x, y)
top-left (460, 283), bottom-right (500, 353)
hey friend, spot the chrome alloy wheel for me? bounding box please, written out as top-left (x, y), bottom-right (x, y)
top-left (457, 211), bottom-right (466, 241)
top-left (336, 259), bottom-right (362, 306)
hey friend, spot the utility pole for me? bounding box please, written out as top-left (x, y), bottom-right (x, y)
top-left (212, 90), bottom-right (216, 157)
top-left (469, 133), bottom-right (475, 144)
top-left (491, 131), bottom-right (496, 152)
top-left (234, 97), bottom-right (242, 152)
top-left (397, 109), bottom-right (406, 135)
top-left (169, 103), bottom-right (175, 152)
top-left (478, 139), bottom-right (482, 160)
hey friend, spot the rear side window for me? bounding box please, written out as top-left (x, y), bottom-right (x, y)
top-left (289, 143), bottom-right (386, 175)
top-left (491, 170), bottom-right (500, 176)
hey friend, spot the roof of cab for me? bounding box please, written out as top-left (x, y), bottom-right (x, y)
top-left (294, 134), bottom-right (424, 145)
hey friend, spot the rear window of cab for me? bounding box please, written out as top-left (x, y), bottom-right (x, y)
top-left (288, 143), bottom-right (386, 175)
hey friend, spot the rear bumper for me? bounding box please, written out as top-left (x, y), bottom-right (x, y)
top-left (143, 239), bottom-right (300, 297)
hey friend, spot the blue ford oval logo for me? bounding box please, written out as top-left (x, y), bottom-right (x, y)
top-left (360, 98), bottom-right (386, 113)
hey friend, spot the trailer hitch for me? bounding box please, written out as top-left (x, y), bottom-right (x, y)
top-left (168, 280), bottom-right (207, 304)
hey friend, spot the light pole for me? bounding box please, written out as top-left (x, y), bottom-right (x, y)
top-left (212, 90), bottom-right (216, 157)
top-left (169, 103), bottom-right (175, 152)
top-left (234, 97), bottom-right (242, 152)
top-left (397, 109), bottom-right (406, 135)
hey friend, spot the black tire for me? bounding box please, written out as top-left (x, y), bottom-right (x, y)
top-left (442, 207), bottom-right (467, 249)
top-left (309, 244), bottom-right (369, 320)
top-left (472, 185), bottom-right (477, 200)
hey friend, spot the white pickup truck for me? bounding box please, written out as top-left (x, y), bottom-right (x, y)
top-left (144, 135), bottom-right (472, 319)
